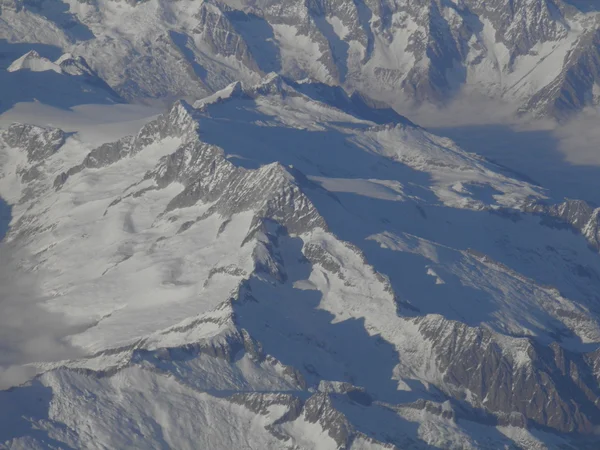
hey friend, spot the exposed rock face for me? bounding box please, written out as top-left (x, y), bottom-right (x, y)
top-left (54, 100), bottom-right (199, 189)
top-left (228, 392), bottom-right (303, 419)
top-left (193, 2), bottom-right (261, 73)
top-left (30, 82), bottom-right (600, 444)
top-left (466, 0), bottom-right (569, 55)
top-left (3, 124), bottom-right (65, 163)
top-left (131, 104), bottom-right (326, 233)
top-left (166, 159), bottom-right (326, 234)
top-left (416, 315), bottom-right (600, 433)
top-left (250, 0), bottom-right (600, 116)
top-left (3, 0), bottom-right (600, 117)
top-left (523, 198), bottom-right (600, 250)
top-left (303, 392), bottom-right (355, 447)
top-left (522, 28), bottom-right (600, 117)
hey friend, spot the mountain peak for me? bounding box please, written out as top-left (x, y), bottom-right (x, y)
top-left (246, 73), bottom-right (293, 98)
top-left (193, 81), bottom-right (247, 109)
top-left (2, 0), bottom-right (599, 118)
top-left (54, 53), bottom-right (95, 77)
top-left (156, 99), bottom-right (200, 139)
top-left (7, 50), bottom-right (61, 73)
top-left (2, 123), bottom-right (66, 162)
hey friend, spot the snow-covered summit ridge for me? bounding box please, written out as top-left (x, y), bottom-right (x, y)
top-left (7, 50), bottom-right (99, 78)
top-left (52, 74), bottom-right (544, 215)
top-left (195, 74), bottom-right (417, 126)
top-left (0, 49), bottom-right (123, 114)
top-left (7, 50), bottom-right (61, 73)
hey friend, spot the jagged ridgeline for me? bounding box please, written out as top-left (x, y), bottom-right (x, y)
top-left (1, 75), bottom-right (600, 449)
top-left (1, 0), bottom-right (600, 118)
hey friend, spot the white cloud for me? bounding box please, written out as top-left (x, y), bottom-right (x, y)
top-left (554, 108), bottom-right (600, 167)
top-left (393, 92), bottom-right (600, 204)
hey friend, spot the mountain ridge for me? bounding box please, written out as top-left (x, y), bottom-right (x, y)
top-left (1, 76), bottom-right (600, 448)
top-left (2, 0), bottom-right (600, 118)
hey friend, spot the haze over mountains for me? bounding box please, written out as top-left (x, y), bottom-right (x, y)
top-left (1, 1), bottom-right (600, 449)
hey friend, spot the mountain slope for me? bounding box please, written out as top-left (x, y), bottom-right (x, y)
top-left (1, 77), bottom-right (600, 449)
top-left (1, 0), bottom-right (600, 118)
top-left (0, 48), bottom-right (122, 113)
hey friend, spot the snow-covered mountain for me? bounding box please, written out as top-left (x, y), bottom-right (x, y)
top-left (2, 0), bottom-right (600, 448)
top-left (2, 0), bottom-right (600, 118)
top-left (1, 76), bottom-right (600, 449)
top-left (0, 48), bottom-right (122, 113)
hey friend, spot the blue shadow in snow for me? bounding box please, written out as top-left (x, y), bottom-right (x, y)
top-left (0, 63), bottom-right (121, 114)
top-left (225, 10), bottom-right (282, 74)
top-left (433, 124), bottom-right (600, 206)
top-left (194, 100), bottom-right (600, 350)
top-left (0, 40), bottom-right (63, 70)
top-left (14, 1), bottom-right (94, 41)
top-left (0, 381), bottom-right (76, 448)
top-left (233, 231), bottom-right (434, 404)
top-left (561, 0), bottom-right (600, 12)
top-left (169, 31), bottom-right (208, 82)
top-left (0, 199), bottom-right (10, 241)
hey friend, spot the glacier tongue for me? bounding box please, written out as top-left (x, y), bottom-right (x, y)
top-left (1, 75), bottom-right (600, 449)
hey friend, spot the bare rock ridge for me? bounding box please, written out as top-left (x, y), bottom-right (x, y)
top-left (415, 315), bottom-right (600, 434)
top-left (4, 123), bottom-right (66, 163)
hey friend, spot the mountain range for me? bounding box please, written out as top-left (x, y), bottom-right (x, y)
top-left (1, 0), bottom-right (600, 118)
top-left (1, 1), bottom-right (600, 449)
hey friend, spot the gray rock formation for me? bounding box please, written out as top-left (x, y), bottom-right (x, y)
top-left (3, 123), bottom-right (65, 163)
top-left (416, 315), bottom-right (600, 433)
top-left (523, 198), bottom-right (600, 250)
top-left (55, 100), bottom-right (200, 189)
top-left (522, 27), bottom-right (600, 118)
